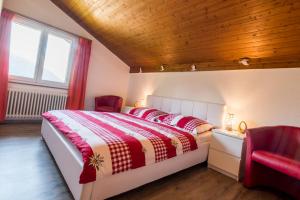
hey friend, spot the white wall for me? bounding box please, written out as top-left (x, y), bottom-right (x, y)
top-left (127, 68), bottom-right (300, 128)
top-left (0, 0), bottom-right (3, 14)
top-left (3, 0), bottom-right (130, 110)
top-left (4, 0), bottom-right (300, 128)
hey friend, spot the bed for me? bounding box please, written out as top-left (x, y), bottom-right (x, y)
top-left (41, 95), bottom-right (224, 200)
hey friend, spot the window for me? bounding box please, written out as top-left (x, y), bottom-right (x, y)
top-left (8, 16), bottom-right (77, 88)
top-left (42, 34), bottom-right (72, 83)
top-left (9, 22), bottom-right (41, 79)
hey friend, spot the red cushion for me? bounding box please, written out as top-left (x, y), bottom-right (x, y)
top-left (129, 107), bottom-right (153, 116)
top-left (176, 116), bottom-right (212, 134)
top-left (252, 150), bottom-right (300, 180)
top-left (95, 106), bottom-right (115, 112)
top-left (157, 114), bottom-right (181, 125)
top-left (144, 110), bottom-right (167, 121)
top-left (128, 107), bottom-right (167, 121)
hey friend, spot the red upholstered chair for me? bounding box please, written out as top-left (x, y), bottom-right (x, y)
top-left (244, 126), bottom-right (300, 199)
top-left (95, 95), bottom-right (123, 113)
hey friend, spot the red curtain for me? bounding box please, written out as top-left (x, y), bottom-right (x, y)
top-left (66, 38), bottom-right (92, 110)
top-left (0, 10), bottom-right (14, 122)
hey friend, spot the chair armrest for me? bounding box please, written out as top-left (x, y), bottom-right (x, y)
top-left (113, 97), bottom-right (123, 112)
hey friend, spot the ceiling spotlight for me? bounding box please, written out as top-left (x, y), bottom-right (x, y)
top-left (191, 64), bottom-right (197, 71)
top-left (239, 57), bottom-right (250, 66)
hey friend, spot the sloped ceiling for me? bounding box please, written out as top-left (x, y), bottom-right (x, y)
top-left (51, 0), bottom-right (300, 73)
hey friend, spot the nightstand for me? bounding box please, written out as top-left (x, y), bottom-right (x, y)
top-left (208, 129), bottom-right (246, 181)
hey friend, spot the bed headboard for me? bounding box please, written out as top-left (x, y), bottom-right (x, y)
top-left (146, 95), bottom-right (225, 127)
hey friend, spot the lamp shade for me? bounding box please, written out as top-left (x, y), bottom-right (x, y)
top-left (134, 99), bottom-right (145, 107)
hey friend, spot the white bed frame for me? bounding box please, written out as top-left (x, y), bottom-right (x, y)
top-left (41, 95), bottom-right (225, 200)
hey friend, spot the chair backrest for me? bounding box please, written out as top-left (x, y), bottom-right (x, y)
top-left (277, 126), bottom-right (300, 160)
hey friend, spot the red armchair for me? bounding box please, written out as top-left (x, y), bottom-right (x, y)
top-left (95, 95), bottom-right (123, 113)
top-left (244, 126), bottom-right (300, 199)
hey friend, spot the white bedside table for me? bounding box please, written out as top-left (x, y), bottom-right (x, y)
top-left (208, 129), bottom-right (246, 181)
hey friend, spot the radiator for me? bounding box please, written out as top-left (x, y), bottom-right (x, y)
top-left (6, 87), bottom-right (68, 120)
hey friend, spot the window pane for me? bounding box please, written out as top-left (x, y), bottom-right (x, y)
top-left (42, 34), bottom-right (72, 83)
top-left (9, 22), bottom-right (41, 78)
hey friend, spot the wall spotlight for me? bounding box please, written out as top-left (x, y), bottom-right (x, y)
top-left (239, 57), bottom-right (251, 66)
top-left (191, 64), bottom-right (197, 71)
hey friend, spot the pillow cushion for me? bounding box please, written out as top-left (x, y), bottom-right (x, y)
top-left (128, 107), bottom-right (167, 121)
top-left (176, 116), bottom-right (213, 134)
top-left (158, 114), bottom-right (213, 134)
top-left (144, 110), bottom-right (167, 121)
top-left (157, 113), bottom-right (182, 125)
top-left (128, 107), bottom-right (149, 116)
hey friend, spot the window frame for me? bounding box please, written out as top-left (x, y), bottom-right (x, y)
top-left (8, 15), bottom-right (78, 89)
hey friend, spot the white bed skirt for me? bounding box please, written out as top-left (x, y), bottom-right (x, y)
top-left (41, 119), bottom-right (210, 200)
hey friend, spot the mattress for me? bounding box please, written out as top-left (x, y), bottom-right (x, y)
top-left (47, 125), bottom-right (211, 168)
top-left (51, 130), bottom-right (211, 167)
top-left (42, 110), bottom-right (211, 184)
top-left (42, 118), bottom-right (211, 200)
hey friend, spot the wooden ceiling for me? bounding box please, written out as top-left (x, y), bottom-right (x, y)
top-left (51, 0), bottom-right (300, 73)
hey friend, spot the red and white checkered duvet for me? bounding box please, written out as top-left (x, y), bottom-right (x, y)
top-left (42, 110), bottom-right (200, 184)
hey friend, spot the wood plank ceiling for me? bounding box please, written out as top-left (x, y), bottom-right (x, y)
top-left (51, 0), bottom-right (300, 73)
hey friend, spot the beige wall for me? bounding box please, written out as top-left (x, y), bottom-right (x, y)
top-left (3, 0), bottom-right (130, 110)
top-left (127, 68), bottom-right (300, 128)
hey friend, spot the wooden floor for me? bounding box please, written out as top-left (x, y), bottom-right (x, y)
top-left (0, 123), bottom-right (292, 200)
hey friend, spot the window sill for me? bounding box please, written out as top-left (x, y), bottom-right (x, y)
top-left (9, 80), bottom-right (68, 90)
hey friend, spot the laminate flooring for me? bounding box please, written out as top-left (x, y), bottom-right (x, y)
top-left (0, 123), bottom-right (292, 200)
